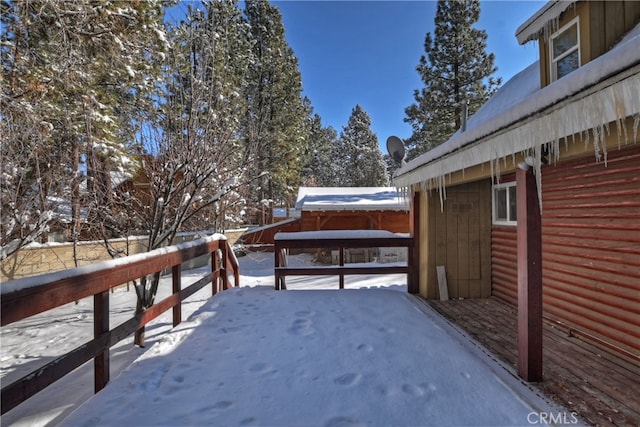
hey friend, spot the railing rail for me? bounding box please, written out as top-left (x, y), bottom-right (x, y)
top-left (274, 231), bottom-right (415, 291)
top-left (1, 235), bottom-right (239, 414)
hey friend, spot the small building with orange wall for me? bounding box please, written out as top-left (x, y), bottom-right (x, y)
top-left (240, 187), bottom-right (410, 247)
top-left (295, 187), bottom-right (409, 234)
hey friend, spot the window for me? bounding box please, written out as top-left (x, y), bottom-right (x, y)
top-left (493, 182), bottom-right (517, 225)
top-left (550, 17), bottom-right (580, 81)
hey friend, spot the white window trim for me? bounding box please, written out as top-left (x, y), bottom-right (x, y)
top-left (492, 181), bottom-right (517, 226)
top-left (549, 16), bottom-right (581, 81)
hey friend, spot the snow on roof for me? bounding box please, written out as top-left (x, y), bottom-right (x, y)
top-left (295, 187), bottom-right (409, 212)
top-left (516, 1), bottom-right (577, 44)
top-left (393, 23), bottom-right (640, 190)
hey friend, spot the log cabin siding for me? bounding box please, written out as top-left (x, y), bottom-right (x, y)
top-left (491, 225), bottom-right (518, 306)
top-left (541, 144), bottom-right (640, 362)
top-left (490, 145), bottom-right (640, 363)
top-left (489, 145), bottom-right (640, 363)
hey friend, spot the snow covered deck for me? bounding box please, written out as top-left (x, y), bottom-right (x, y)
top-left (59, 287), bottom-right (562, 426)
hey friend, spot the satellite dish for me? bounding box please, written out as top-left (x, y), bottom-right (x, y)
top-left (386, 136), bottom-right (406, 165)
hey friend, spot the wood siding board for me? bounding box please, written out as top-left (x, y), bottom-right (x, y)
top-left (477, 180), bottom-right (492, 298)
top-left (544, 262), bottom-right (640, 296)
top-left (624, 0), bottom-right (640, 30)
top-left (446, 194), bottom-right (459, 298)
top-left (425, 191), bottom-right (436, 299)
top-left (605, 1), bottom-right (625, 49)
top-left (590, 1), bottom-right (606, 60)
top-left (457, 190), bottom-right (471, 295)
top-left (543, 285), bottom-right (640, 329)
top-left (492, 225), bottom-right (518, 305)
top-left (543, 303), bottom-right (639, 357)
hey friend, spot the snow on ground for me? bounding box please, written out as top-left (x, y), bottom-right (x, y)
top-left (2, 251), bottom-right (564, 426)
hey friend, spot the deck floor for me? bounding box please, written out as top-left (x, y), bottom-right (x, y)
top-left (427, 297), bottom-right (640, 427)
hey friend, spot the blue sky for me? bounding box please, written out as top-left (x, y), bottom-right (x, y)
top-left (272, 0), bottom-right (546, 152)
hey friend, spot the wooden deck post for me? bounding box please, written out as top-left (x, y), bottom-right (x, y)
top-left (516, 167), bottom-right (543, 382)
top-left (94, 291), bottom-right (110, 392)
top-left (408, 191), bottom-right (420, 294)
top-left (212, 250), bottom-right (219, 295)
top-left (220, 243), bottom-right (229, 291)
top-left (339, 247), bottom-right (344, 289)
top-left (172, 264), bottom-right (182, 327)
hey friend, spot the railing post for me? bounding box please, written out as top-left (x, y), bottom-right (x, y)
top-left (409, 191), bottom-right (420, 294)
top-left (212, 249), bottom-right (219, 295)
top-left (274, 241), bottom-right (287, 290)
top-left (220, 242), bottom-right (229, 291)
top-left (172, 264), bottom-right (181, 327)
top-left (94, 291), bottom-right (110, 393)
top-left (274, 243), bottom-right (280, 290)
top-left (339, 247), bottom-right (344, 289)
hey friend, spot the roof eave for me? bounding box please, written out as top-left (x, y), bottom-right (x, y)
top-left (515, 1), bottom-right (577, 44)
top-left (393, 65), bottom-right (640, 190)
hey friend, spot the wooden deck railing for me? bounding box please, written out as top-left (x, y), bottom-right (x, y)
top-left (274, 230), bottom-right (416, 292)
top-left (0, 235), bottom-right (239, 415)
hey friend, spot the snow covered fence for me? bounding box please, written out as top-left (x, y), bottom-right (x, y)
top-left (274, 230), bottom-right (416, 292)
top-left (0, 235), bottom-right (239, 415)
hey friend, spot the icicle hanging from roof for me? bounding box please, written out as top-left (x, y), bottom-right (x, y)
top-left (394, 71), bottom-right (640, 212)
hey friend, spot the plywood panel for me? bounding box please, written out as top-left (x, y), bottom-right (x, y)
top-left (423, 181), bottom-right (491, 300)
top-left (423, 191), bottom-right (436, 299)
top-left (445, 191), bottom-right (459, 298)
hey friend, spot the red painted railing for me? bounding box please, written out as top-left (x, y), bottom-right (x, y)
top-left (0, 235), bottom-right (239, 414)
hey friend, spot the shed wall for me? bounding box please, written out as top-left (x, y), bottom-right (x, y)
top-left (300, 210), bottom-right (409, 233)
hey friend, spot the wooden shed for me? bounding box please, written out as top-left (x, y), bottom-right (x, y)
top-left (295, 187), bottom-right (410, 233)
top-left (240, 187), bottom-right (410, 250)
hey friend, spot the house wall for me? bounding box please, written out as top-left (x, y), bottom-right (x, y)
top-left (538, 0), bottom-right (640, 88)
top-left (541, 144), bottom-right (640, 363)
top-left (418, 180), bottom-right (492, 300)
top-left (489, 144), bottom-right (640, 364)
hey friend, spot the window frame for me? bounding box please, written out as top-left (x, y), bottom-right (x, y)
top-left (492, 181), bottom-right (517, 226)
top-left (549, 17), bottom-right (581, 81)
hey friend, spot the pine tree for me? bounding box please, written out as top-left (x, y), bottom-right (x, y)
top-left (126, 0), bottom-right (253, 344)
top-left (404, 0), bottom-right (501, 158)
top-left (243, 0), bottom-right (309, 224)
top-left (143, 0), bottom-right (251, 251)
top-left (1, 0), bottom-right (166, 258)
top-left (300, 107), bottom-right (337, 187)
top-left (338, 105), bottom-right (389, 187)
